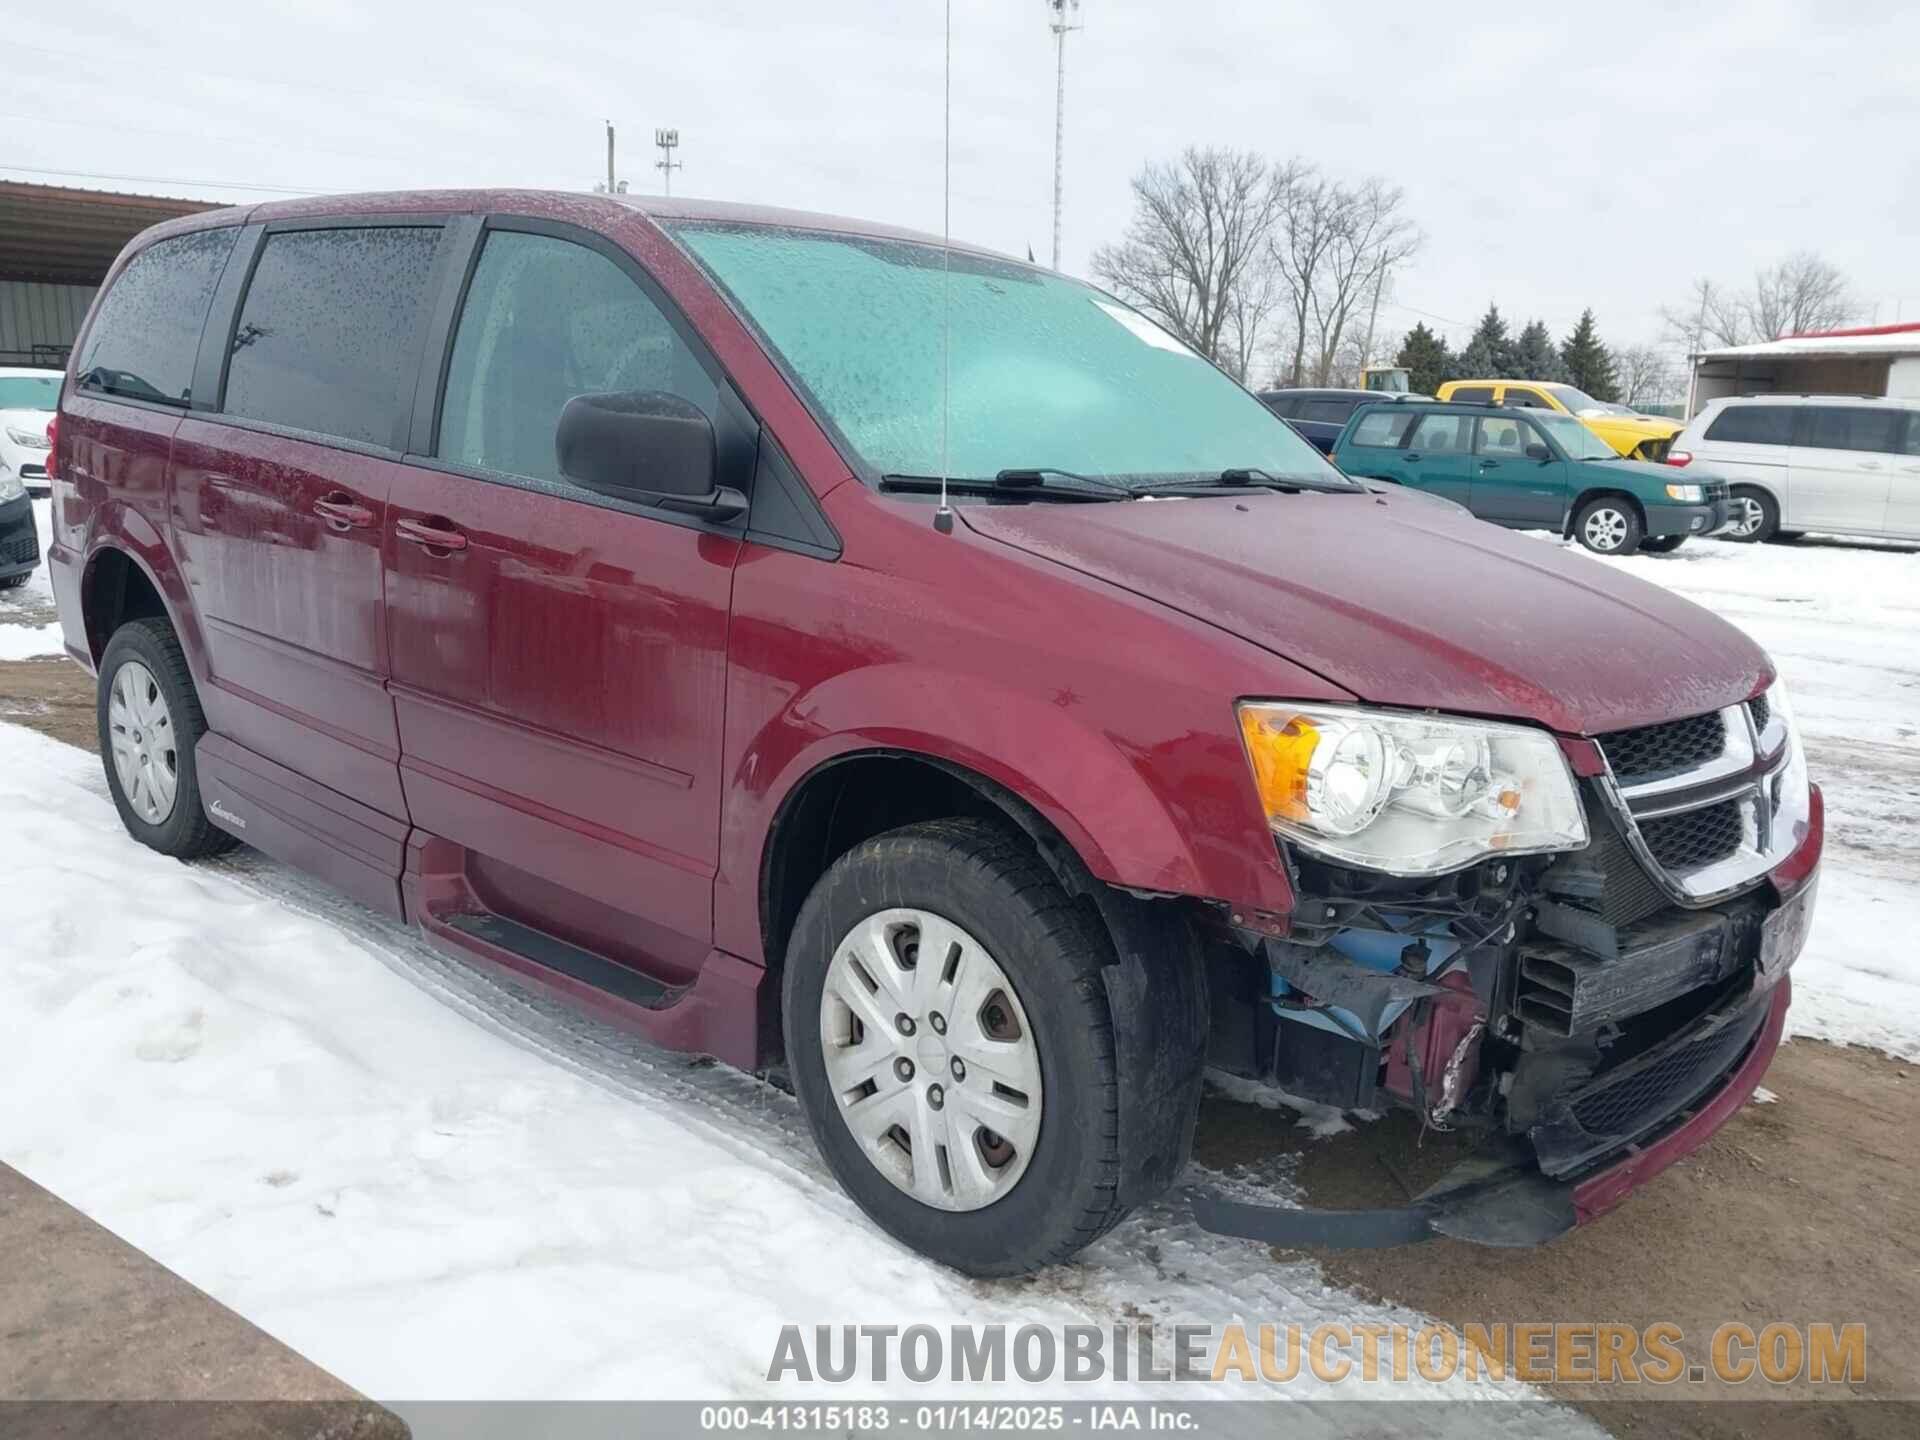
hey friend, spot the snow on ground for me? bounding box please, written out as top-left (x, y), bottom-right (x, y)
top-left (1569, 532), bottom-right (1920, 1060)
top-left (0, 724), bottom-right (1584, 1429)
top-left (0, 498), bottom-right (62, 659)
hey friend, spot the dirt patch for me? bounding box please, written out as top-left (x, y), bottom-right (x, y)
top-left (0, 655), bottom-right (97, 751)
top-left (1195, 1039), bottom-right (1920, 1436)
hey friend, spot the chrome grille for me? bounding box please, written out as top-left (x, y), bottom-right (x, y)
top-left (1640, 801), bottom-right (1743, 871)
top-left (1748, 694), bottom-right (1769, 733)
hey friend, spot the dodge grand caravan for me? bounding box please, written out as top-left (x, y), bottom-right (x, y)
top-left (46, 191), bottom-right (1820, 1274)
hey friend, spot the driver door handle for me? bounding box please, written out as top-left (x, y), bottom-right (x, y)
top-left (313, 493), bottom-right (376, 530)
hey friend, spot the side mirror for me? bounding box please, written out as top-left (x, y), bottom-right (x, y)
top-left (1525, 443), bottom-right (1553, 463)
top-left (556, 391), bottom-right (746, 521)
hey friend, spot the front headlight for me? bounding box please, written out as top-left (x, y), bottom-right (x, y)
top-left (4, 426), bottom-right (50, 450)
top-left (1236, 703), bottom-right (1588, 875)
top-left (1665, 482), bottom-right (1705, 503)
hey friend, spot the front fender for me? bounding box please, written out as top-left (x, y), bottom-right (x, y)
top-left (715, 663), bottom-right (1295, 963)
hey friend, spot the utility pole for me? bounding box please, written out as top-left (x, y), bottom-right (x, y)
top-left (606, 121), bottom-right (616, 194)
top-left (654, 128), bottom-right (682, 197)
top-left (1046, 0), bottom-right (1082, 271)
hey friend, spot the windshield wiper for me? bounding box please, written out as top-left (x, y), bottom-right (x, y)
top-left (1136, 468), bottom-right (1360, 496)
top-left (877, 473), bottom-right (1127, 503)
top-left (994, 467), bottom-right (1135, 497)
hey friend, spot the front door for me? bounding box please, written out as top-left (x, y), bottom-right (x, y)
top-left (1397, 411), bottom-right (1476, 506)
top-left (385, 223), bottom-right (750, 985)
top-left (1470, 413), bottom-right (1564, 526)
top-left (1787, 405), bottom-right (1899, 533)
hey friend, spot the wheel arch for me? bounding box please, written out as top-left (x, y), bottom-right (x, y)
top-left (1563, 487), bottom-right (1647, 540)
top-left (76, 505), bottom-right (205, 676)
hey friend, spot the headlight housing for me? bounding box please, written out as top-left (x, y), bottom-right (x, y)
top-left (5, 426), bottom-right (49, 450)
top-left (1237, 703), bottom-right (1588, 875)
top-left (1665, 482), bottom-right (1705, 503)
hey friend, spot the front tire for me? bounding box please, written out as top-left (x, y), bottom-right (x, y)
top-left (1575, 497), bottom-right (1643, 555)
top-left (1724, 487), bottom-right (1779, 543)
top-left (783, 818), bottom-right (1126, 1275)
top-left (97, 618), bottom-right (238, 860)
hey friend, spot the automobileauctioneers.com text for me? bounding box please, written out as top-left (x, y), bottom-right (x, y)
top-left (767, 1321), bottom-right (1865, 1387)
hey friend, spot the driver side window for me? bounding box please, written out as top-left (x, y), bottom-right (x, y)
top-left (438, 230), bottom-right (715, 485)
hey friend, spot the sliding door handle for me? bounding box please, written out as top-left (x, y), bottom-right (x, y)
top-left (395, 516), bottom-right (468, 553)
top-left (314, 493), bottom-right (376, 530)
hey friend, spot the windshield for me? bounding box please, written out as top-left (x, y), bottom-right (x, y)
top-left (667, 223), bottom-right (1347, 489)
top-left (0, 375), bottom-right (59, 411)
top-left (1543, 383), bottom-right (1623, 418)
top-left (1531, 410), bottom-right (1620, 460)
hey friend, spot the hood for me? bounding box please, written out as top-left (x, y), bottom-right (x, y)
top-left (960, 490), bottom-right (1769, 736)
top-left (1584, 412), bottom-right (1682, 440)
top-left (0, 408), bottom-right (51, 441)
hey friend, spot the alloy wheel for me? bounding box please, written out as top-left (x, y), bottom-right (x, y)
top-left (108, 659), bottom-right (179, 825)
top-left (1583, 507), bottom-right (1630, 552)
top-left (819, 908), bottom-right (1043, 1212)
top-left (1729, 496), bottom-right (1764, 539)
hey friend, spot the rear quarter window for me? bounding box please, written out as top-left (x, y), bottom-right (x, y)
top-left (1704, 405), bottom-right (1796, 446)
top-left (1259, 394), bottom-right (1299, 418)
top-left (1449, 386), bottom-right (1495, 405)
top-left (1347, 409), bottom-right (1418, 448)
top-left (223, 226), bottom-right (441, 447)
top-left (75, 228), bottom-right (238, 407)
top-left (1803, 406), bottom-right (1906, 454)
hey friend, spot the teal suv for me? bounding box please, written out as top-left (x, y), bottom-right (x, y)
top-left (1331, 401), bottom-right (1729, 555)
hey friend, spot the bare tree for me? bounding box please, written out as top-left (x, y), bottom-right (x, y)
top-left (1612, 344), bottom-right (1679, 408)
top-left (1660, 252), bottom-right (1858, 351)
top-left (1268, 161), bottom-right (1336, 387)
top-left (1304, 178), bottom-right (1422, 385)
top-left (1090, 148), bottom-right (1290, 381)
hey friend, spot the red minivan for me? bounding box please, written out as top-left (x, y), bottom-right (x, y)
top-left (45, 191), bottom-right (1819, 1273)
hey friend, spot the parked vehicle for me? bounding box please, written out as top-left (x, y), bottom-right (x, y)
top-left (1259, 387), bottom-right (1427, 455)
top-left (0, 465), bottom-right (36, 589)
top-left (1667, 394), bottom-right (1920, 543)
top-left (1333, 399), bottom-right (1729, 554)
top-left (1435, 379), bottom-right (1683, 463)
top-left (47, 192), bottom-right (1818, 1274)
top-left (0, 367), bottom-right (61, 498)
top-left (1359, 365), bottom-right (1412, 394)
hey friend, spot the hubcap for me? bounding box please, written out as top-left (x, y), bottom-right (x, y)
top-left (819, 908), bottom-right (1043, 1212)
top-left (1731, 496), bottom-right (1763, 538)
top-left (108, 660), bottom-right (178, 825)
top-left (1583, 507), bottom-right (1629, 552)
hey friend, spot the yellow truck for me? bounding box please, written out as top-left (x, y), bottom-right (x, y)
top-left (1434, 380), bottom-right (1682, 462)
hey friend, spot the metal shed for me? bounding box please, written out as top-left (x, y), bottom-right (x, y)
top-left (1687, 322), bottom-right (1920, 417)
top-left (0, 181), bottom-right (221, 367)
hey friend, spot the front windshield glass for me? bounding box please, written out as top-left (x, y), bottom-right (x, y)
top-left (1543, 383), bottom-right (1619, 418)
top-left (668, 222), bottom-right (1346, 488)
top-left (1531, 410), bottom-right (1620, 460)
top-left (0, 375), bottom-right (60, 411)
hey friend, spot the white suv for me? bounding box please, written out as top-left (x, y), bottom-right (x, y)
top-left (0, 367), bottom-right (62, 497)
top-left (1667, 394), bottom-right (1920, 543)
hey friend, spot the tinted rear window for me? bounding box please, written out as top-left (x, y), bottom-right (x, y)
top-left (1348, 409), bottom-right (1418, 448)
top-left (1450, 386), bottom-right (1495, 404)
top-left (1704, 405), bottom-right (1796, 446)
top-left (223, 227), bottom-right (440, 447)
top-left (1298, 398), bottom-right (1358, 424)
top-left (1803, 406), bottom-right (1906, 454)
top-left (76, 228), bottom-right (237, 407)
top-left (1259, 394), bottom-right (1298, 418)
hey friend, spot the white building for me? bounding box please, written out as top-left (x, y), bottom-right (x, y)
top-left (1687, 322), bottom-right (1920, 417)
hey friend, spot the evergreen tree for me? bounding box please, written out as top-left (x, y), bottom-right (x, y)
top-left (1455, 304), bottom-right (1514, 378)
top-left (1394, 322), bottom-right (1454, 396)
top-left (1512, 319), bottom-right (1569, 382)
top-left (1559, 309), bottom-right (1619, 401)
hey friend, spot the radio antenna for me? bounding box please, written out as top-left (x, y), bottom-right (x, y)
top-left (933, 0), bottom-right (955, 535)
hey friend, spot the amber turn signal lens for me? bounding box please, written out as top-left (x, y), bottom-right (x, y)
top-left (1237, 707), bottom-right (1318, 824)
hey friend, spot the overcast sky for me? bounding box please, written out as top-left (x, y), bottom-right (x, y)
top-left (11, 0), bottom-right (1919, 362)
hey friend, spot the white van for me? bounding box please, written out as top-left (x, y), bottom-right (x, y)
top-left (1667, 395), bottom-right (1920, 543)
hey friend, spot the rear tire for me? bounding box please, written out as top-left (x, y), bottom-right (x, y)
top-left (1574, 496), bottom-right (1643, 556)
top-left (783, 818), bottom-right (1129, 1276)
top-left (97, 618), bottom-right (239, 860)
top-left (1639, 534), bottom-right (1687, 554)
top-left (1724, 487), bottom-right (1778, 543)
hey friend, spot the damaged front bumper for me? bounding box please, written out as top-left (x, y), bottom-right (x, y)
top-left (1190, 976), bottom-right (1791, 1249)
top-left (1190, 784), bottom-right (1821, 1252)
